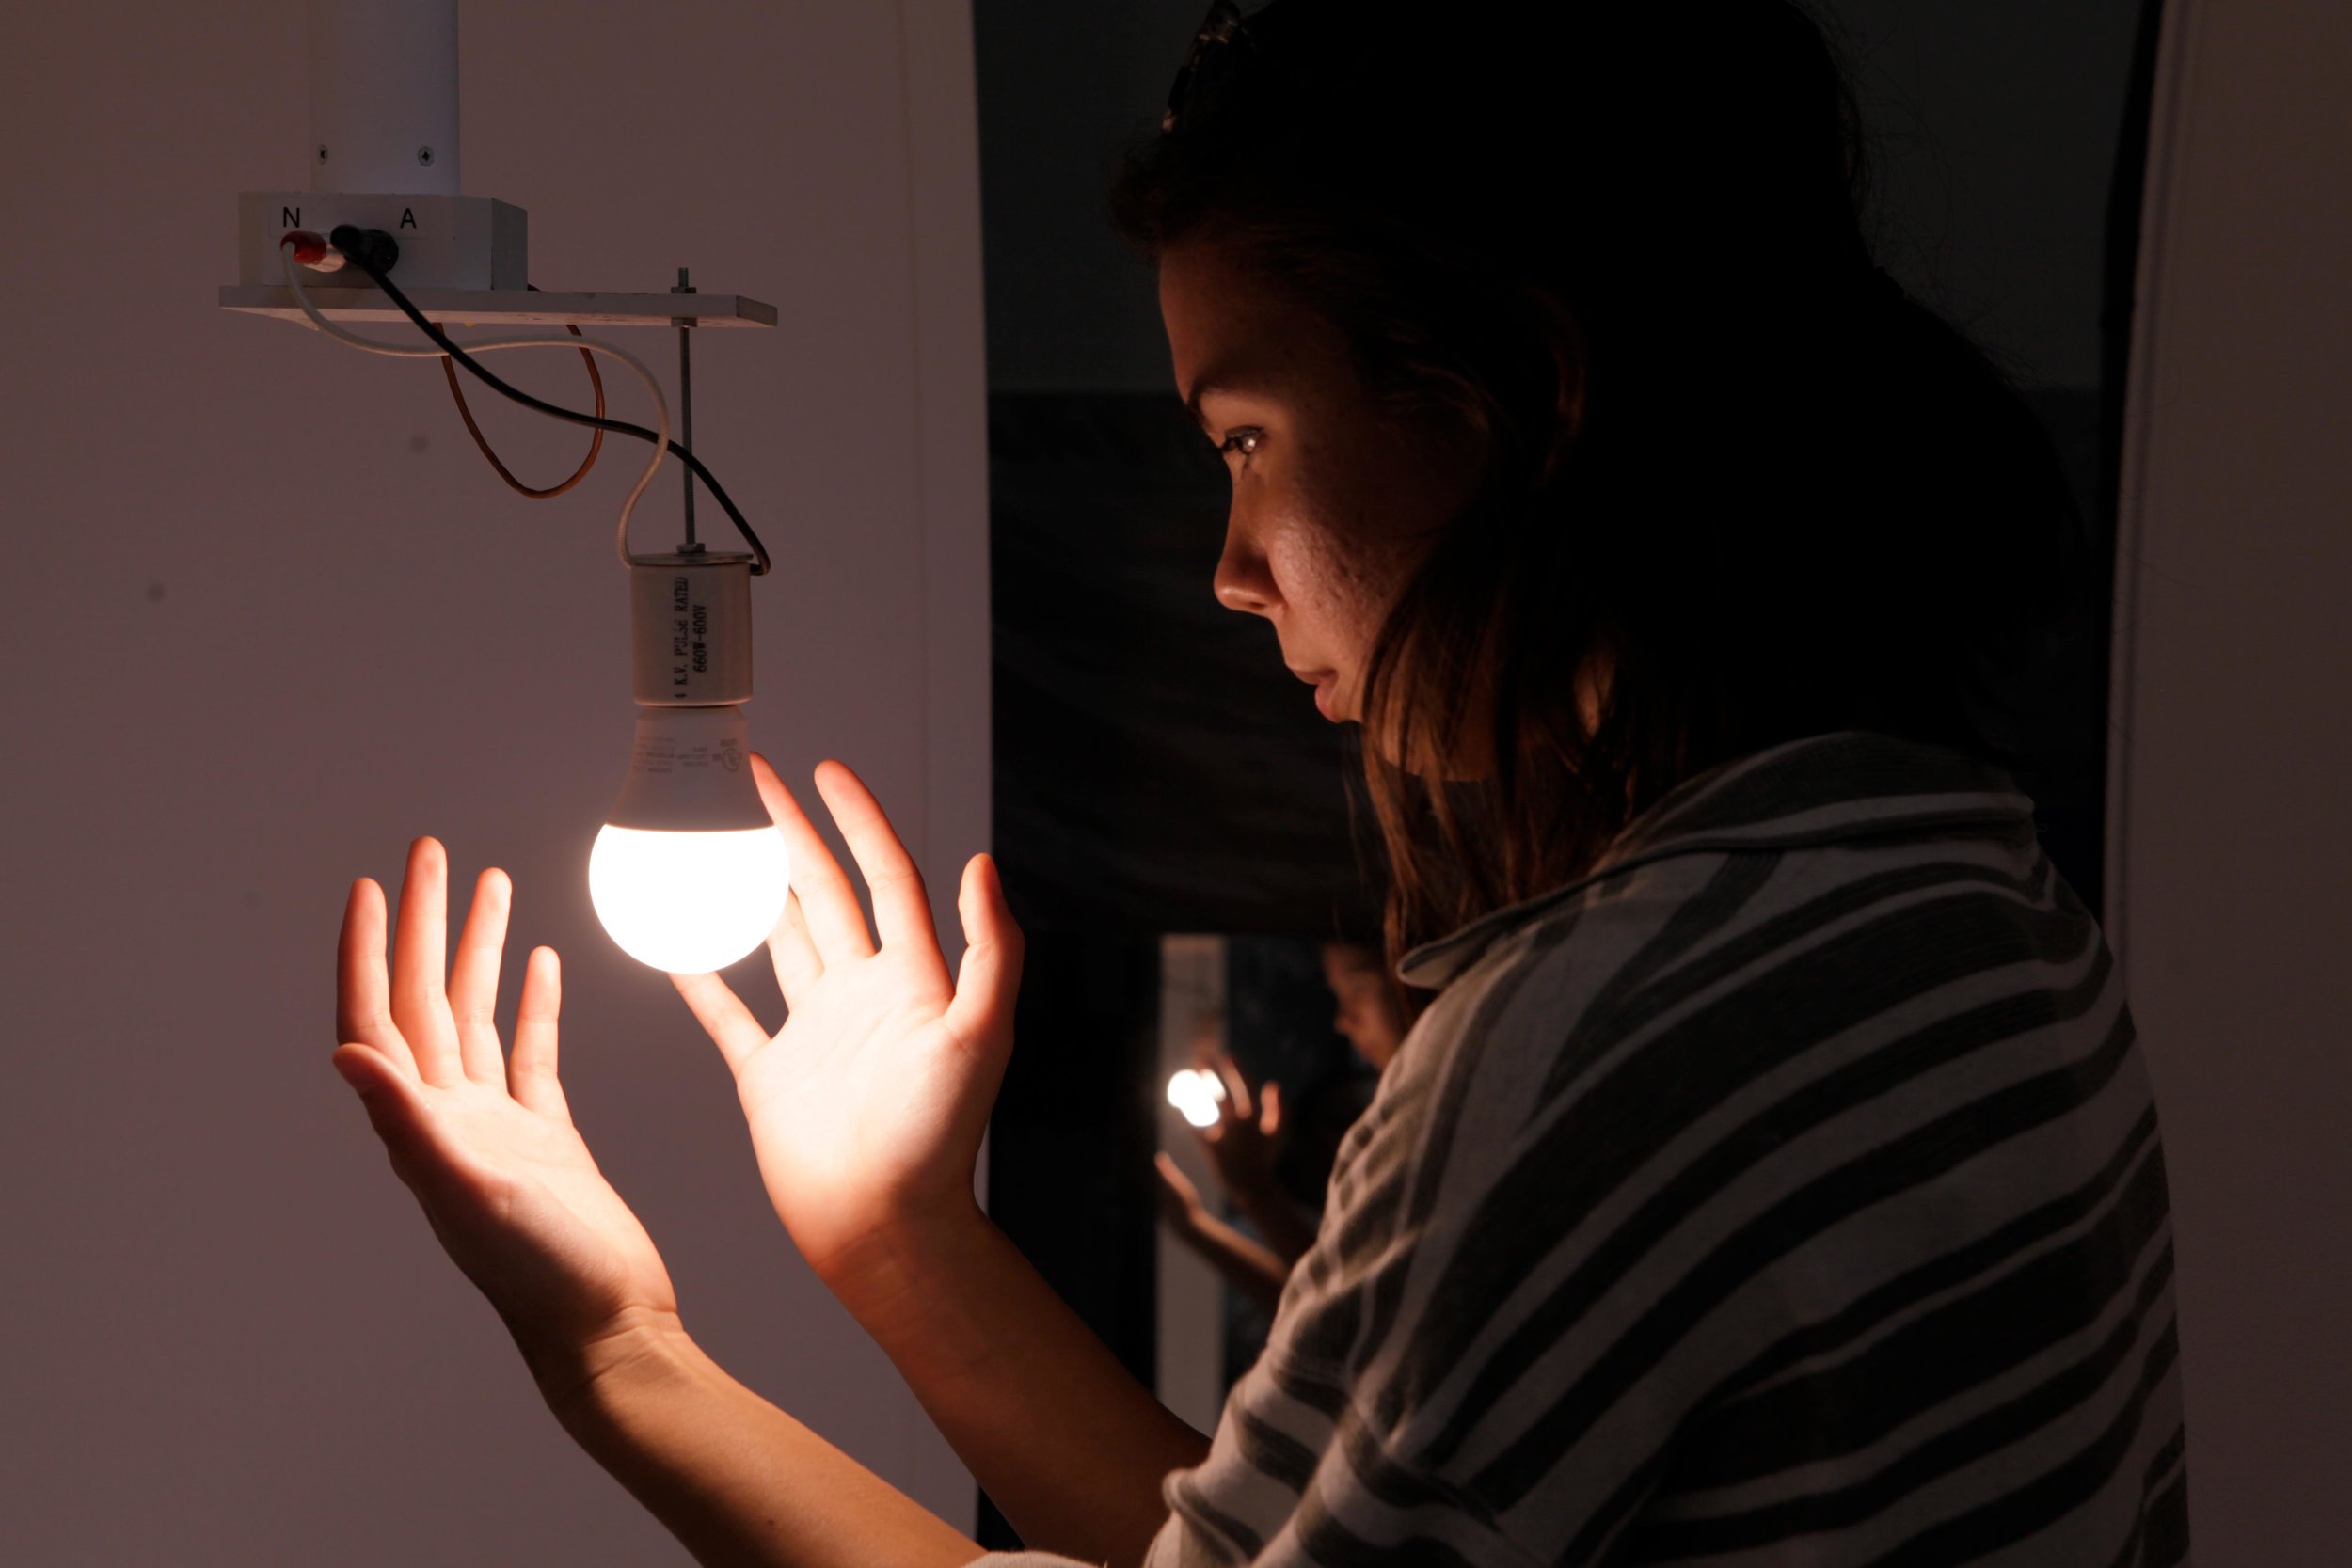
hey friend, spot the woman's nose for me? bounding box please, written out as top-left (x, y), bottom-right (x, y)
top-left (1214, 517), bottom-right (1278, 616)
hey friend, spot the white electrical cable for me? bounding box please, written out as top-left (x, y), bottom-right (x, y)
top-left (280, 238), bottom-right (670, 568)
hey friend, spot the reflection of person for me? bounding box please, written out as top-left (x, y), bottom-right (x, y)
top-left (328, 5), bottom-right (2179, 1566)
top-left (1154, 942), bottom-right (1407, 1314)
top-left (1318, 940), bottom-right (1406, 1073)
top-left (1154, 1052), bottom-right (1296, 1315)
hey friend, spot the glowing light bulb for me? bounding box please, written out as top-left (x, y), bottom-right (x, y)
top-left (1166, 1068), bottom-right (1228, 1129)
top-left (590, 705), bottom-right (790, 973)
top-left (591, 553), bottom-right (787, 974)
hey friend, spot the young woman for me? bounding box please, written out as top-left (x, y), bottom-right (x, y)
top-left (327, 4), bottom-right (2183, 1565)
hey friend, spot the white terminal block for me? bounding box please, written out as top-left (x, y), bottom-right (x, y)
top-left (223, 0), bottom-right (770, 326)
top-left (237, 190), bottom-right (526, 292)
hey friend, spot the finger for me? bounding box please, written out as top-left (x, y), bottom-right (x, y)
top-left (811, 760), bottom-right (946, 973)
top-left (670, 968), bottom-right (771, 1076)
top-left (1260, 1079), bottom-right (1283, 1139)
top-left (1214, 1052), bottom-right (1254, 1123)
top-left (748, 752), bottom-right (874, 966)
top-left (448, 867), bottom-right (513, 1086)
top-left (766, 889), bottom-right (824, 1010)
top-left (509, 946), bottom-right (571, 1120)
top-left (337, 879), bottom-right (417, 1076)
top-left (390, 837), bottom-right (466, 1086)
top-left (941, 854), bottom-right (1025, 1067)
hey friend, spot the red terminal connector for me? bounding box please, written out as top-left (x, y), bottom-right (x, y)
top-left (281, 230), bottom-right (345, 272)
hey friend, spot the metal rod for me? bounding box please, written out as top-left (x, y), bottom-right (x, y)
top-left (672, 265), bottom-right (698, 549)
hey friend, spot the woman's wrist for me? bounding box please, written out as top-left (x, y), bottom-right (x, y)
top-left (814, 1192), bottom-right (989, 1310)
top-left (810, 1195), bottom-right (1018, 1385)
top-left (515, 1302), bottom-right (698, 1426)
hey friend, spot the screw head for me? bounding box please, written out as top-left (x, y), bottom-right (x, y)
top-left (316, 144), bottom-right (328, 163)
top-left (417, 145), bottom-right (435, 166)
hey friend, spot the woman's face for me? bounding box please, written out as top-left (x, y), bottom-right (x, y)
top-left (1158, 239), bottom-right (1482, 725)
top-left (1321, 942), bottom-right (1406, 1073)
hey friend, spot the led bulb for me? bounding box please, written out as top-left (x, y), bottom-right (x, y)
top-left (590, 823), bottom-right (788, 974)
top-left (590, 704), bottom-right (789, 974)
top-left (1167, 1068), bottom-right (1228, 1129)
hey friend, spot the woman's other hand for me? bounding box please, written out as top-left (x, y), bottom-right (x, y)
top-left (332, 839), bottom-right (678, 1395)
top-left (670, 756), bottom-right (1024, 1291)
top-left (1188, 1051), bottom-right (1319, 1268)
top-left (1195, 1049), bottom-right (1284, 1204)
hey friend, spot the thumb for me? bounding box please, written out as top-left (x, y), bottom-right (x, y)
top-left (945, 854), bottom-right (1025, 1055)
top-left (1153, 1150), bottom-right (1196, 1203)
top-left (1260, 1079), bottom-right (1283, 1138)
top-left (332, 1040), bottom-right (407, 1108)
top-left (332, 1043), bottom-right (440, 1172)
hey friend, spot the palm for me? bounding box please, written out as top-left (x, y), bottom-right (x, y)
top-left (740, 969), bottom-right (965, 1250)
top-left (672, 756), bottom-right (1023, 1281)
top-left (397, 1073), bottom-right (675, 1333)
top-left (334, 840), bottom-right (676, 1353)
top-left (1197, 1052), bottom-right (1283, 1197)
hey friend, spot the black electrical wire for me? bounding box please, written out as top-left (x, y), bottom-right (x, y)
top-left (328, 225), bottom-right (771, 574)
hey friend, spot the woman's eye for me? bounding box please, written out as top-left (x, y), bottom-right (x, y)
top-left (1217, 429), bottom-right (1263, 461)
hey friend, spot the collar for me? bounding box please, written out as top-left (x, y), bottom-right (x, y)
top-left (1396, 730), bottom-right (2035, 990)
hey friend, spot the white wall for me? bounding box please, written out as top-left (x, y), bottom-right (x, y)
top-left (1153, 935), bottom-right (1228, 1437)
top-left (2109, 0), bottom-right (2352, 1557)
top-left (0, 2), bottom-right (988, 1562)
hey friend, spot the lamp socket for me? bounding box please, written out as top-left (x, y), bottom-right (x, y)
top-left (628, 553), bottom-right (756, 707)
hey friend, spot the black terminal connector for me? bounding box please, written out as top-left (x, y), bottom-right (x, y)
top-left (327, 224), bottom-right (400, 277)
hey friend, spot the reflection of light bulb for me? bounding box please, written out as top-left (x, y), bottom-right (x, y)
top-left (1167, 1068), bottom-right (1228, 1129)
top-left (590, 705), bottom-right (790, 974)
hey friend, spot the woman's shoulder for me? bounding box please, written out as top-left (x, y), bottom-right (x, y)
top-left (1281, 725), bottom-right (2125, 1387)
top-left (1175, 734), bottom-right (2165, 1564)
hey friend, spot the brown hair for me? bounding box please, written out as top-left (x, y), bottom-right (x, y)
top-left (1114, 1), bottom-right (2089, 968)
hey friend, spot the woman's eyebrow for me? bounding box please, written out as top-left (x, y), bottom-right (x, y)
top-left (1183, 367), bottom-right (1278, 432)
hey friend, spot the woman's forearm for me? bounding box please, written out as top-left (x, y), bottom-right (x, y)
top-left (821, 1200), bottom-right (1211, 1568)
top-left (531, 1307), bottom-right (985, 1568)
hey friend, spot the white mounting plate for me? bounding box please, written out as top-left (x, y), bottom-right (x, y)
top-left (217, 286), bottom-right (776, 328)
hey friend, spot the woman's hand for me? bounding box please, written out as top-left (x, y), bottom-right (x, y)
top-left (669, 756), bottom-right (1024, 1291)
top-left (332, 838), bottom-right (678, 1393)
top-left (1194, 1049), bottom-right (1284, 1203)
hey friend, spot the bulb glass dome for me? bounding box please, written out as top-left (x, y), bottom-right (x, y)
top-left (590, 823), bottom-right (789, 974)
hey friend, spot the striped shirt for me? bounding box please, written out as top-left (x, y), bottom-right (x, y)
top-left (995, 730), bottom-right (2186, 1567)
